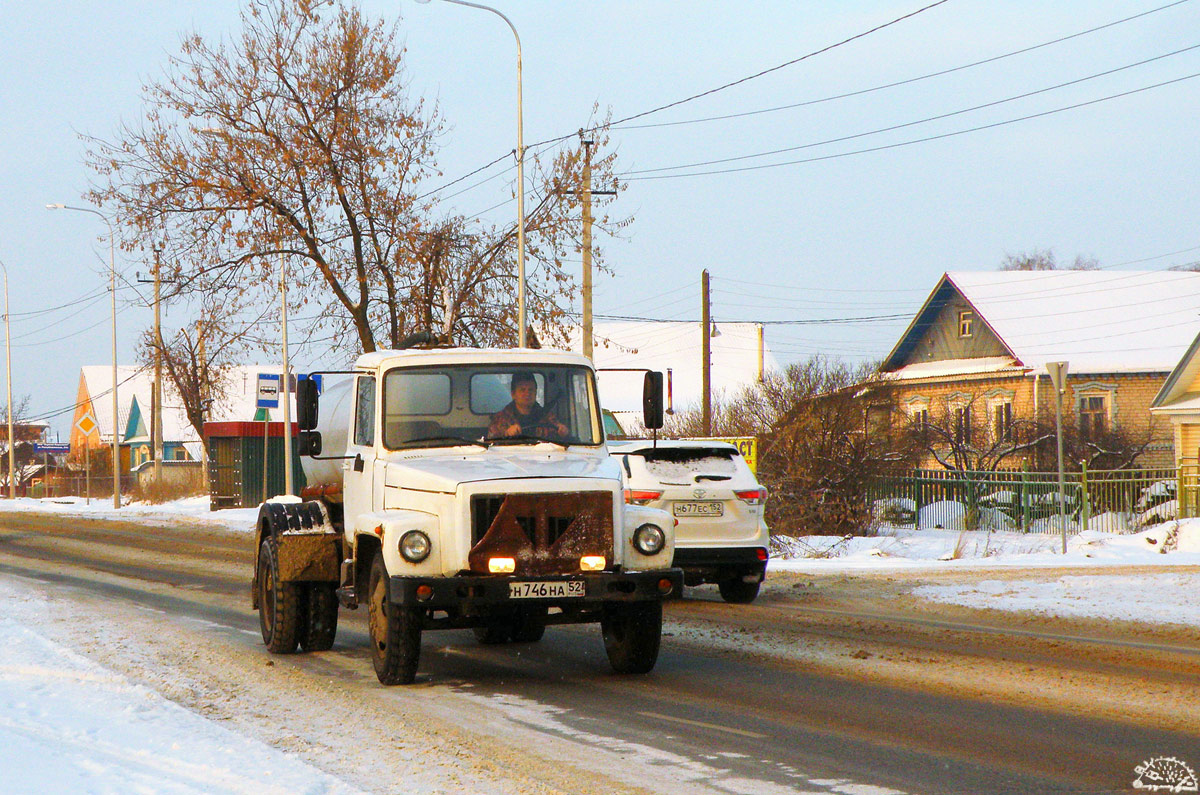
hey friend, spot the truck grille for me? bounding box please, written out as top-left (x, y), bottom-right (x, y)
top-left (469, 492), bottom-right (613, 576)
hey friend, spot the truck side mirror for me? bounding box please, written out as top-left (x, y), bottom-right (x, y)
top-left (297, 430), bottom-right (322, 457)
top-left (643, 371), bottom-right (664, 431)
top-left (296, 377), bottom-right (320, 431)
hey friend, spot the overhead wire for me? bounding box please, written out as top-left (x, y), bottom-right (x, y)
top-left (625, 43), bottom-right (1200, 176)
top-left (616, 0), bottom-right (1193, 130)
top-left (623, 70), bottom-right (1200, 181)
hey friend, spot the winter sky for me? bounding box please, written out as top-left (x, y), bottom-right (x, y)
top-left (3, 0), bottom-right (1199, 435)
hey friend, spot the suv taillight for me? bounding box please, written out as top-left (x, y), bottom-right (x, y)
top-left (735, 488), bottom-right (767, 506)
top-left (624, 489), bottom-right (663, 505)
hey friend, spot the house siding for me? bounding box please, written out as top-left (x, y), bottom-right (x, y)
top-left (895, 296), bottom-right (1009, 367)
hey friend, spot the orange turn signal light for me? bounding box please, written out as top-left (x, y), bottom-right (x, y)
top-left (415, 584), bottom-right (434, 601)
top-left (657, 578), bottom-right (674, 596)
top-left (580, 555), bottom-right (606, 572)
top-left (488, 557), bottom-right (516, 574)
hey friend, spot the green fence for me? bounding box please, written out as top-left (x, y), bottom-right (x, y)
top-left (868, 466), bottom-right (1179, 534)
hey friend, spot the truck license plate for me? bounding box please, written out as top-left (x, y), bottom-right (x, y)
top-left (509, 580), bottom-right (585, 599)
top-left (673, 501), bottom-right (724, 517)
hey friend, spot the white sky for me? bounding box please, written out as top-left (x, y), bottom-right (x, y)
top-left (3, 0), bottom-right (1199, 436)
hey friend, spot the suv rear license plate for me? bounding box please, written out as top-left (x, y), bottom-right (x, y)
top-left (509, 580), bottom-right (585, 599)
top-left (674, 501), bottom-right (724, 517)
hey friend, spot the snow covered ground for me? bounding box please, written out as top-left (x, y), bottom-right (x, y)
top-left (0, 578), bottom-right (363, 794)
top-left (0, 495), bottom-right (259, 533)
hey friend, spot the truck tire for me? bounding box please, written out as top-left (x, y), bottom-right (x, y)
top-left (718, 578), bottom-right (760, 604)
top-left (511, 606), bottom-right (547, 643)
top-left (258, 536), bottom-right (302, 654)
top-left (300, 583), bottom-right (339, 652)
top-left (367, 552), bottom-right (421, 685)
top-left (473, 620), bottom-right (513, 644)
top-left (601, 601), bottom-right (662, 674)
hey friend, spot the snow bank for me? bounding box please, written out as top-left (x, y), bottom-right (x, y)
top-left (770, 519), bottom-right (1200, 572)
top-left (0, 580), bottom-right (361, 794)
top-left (913, 572), bottom-right (1200, 627)
top-left (0, 496), bottom-right (258, 533)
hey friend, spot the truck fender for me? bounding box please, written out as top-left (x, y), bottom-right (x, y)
top-left (621, 504), bottom-right (676, 571)
top-left (251, 499), bottom-right (341, 610)
top-left (351, 509), bottom-right (442, 579)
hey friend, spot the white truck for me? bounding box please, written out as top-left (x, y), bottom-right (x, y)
top-left (251, 344), bottom-right (682, 685)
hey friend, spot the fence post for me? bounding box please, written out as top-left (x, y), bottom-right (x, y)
top-left (1020, 461), bottom-right (1030, 533)
top-left (1079, 460), bottom-right (1090, 533)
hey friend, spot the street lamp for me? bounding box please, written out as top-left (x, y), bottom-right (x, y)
top-left (46, 203), bottom-right (122, 509)
top-left (0, 259), bottom-right (13, 499)
top-left (416, 0), bottom-right (528, 348)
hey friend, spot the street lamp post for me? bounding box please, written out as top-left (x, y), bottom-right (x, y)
top-left (416, 0), bottom-right (527, 347)
top-left (47, 203), bottom-right (122, 509)
top-left (0, 260), bottom-right (13, 499)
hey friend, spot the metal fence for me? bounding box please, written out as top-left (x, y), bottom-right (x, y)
top-left (868, 467), bottom-right (1180, 534)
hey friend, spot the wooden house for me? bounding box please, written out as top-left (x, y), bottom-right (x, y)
top-left (877, 271), bottom-right (1200, 470)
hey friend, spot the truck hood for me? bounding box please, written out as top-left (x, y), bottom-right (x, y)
top-left (383, 448), bottom-right (621, 493)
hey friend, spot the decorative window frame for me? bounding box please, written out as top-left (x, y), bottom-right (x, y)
top-left (984, 387), bottom-right (1016, 442)
top-left (1073, 381), bottom-right (1118, 422)
top-left (958, 310), bottom-right (974, 338)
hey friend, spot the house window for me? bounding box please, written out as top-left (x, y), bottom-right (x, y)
top-left (991, 401), bottom-right (1013, 443)
top-left (912, 408), bottom-right (929, 434)
top-left (1079, 394), bottom-right (1109, 438)
top-left (958, 311), bottom-right (973, 338)
top-left (954, 405), bottom-right (972, 444)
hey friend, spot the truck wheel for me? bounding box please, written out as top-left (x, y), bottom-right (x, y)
top-left (601, 601), bottom-right (662, 674)
top-left (511, 606), bottom-right (547, 643)
top-left (300, 583), bottom-right (339, 652)
top-left (473, 620), bottom-right (513, 645)
top-left (258, 536), bottom-right (301, 654)
top-left (718, 578), bottom-right (761, 604)
top-left (367, 552), bottom-right (421, 685)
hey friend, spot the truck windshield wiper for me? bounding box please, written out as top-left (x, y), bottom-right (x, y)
top-left (402, 435), bottom-right (489, 449)
top-left (485, 434), bottom-right (568, 449)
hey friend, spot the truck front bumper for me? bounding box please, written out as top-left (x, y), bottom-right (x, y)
top-left (389, 568), bottom-right (683, 610)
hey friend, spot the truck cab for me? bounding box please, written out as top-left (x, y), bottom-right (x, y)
top-left (251, 347), bottom-right (682, 685)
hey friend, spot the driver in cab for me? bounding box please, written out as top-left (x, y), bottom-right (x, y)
top-left (487, 371), bottom-right (568, 440)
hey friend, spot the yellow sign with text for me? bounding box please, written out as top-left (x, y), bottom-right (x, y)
top-left (691, 436), bottom-right (758, 474)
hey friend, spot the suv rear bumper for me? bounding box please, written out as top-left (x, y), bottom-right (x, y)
top-left (389, 568), bottom-right (683, 609)
top-left (673, 546), bottom-right (768, 585)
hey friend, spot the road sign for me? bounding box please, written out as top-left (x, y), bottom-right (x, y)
top-left (33, 443), bottom-right (70, 454)
top-left (256, 373), bottom-right (281, 409)
top-left (75, 413), bottom-right (98, 437)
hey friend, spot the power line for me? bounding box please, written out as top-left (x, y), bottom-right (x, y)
top-left (616, 0), bottom-right (1193, 130)
top-left (625, 43), bottom-right (1200, 176)
top-left (425, 0), bottom-right (954, 198)
top-left (623, 69), bottom-right (1200, 181)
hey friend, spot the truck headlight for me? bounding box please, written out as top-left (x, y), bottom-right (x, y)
top-left (399, 530), bottom-right (431, 563)
top-left (632, 523), bottom-right (665, 556)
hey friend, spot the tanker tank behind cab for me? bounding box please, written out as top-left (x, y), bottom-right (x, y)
top-left (299, 376), bottom-right (353, 489)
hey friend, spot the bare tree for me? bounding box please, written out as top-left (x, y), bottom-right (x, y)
top-left (908, 393), bottom-right (1051, 473)
top-left (1000, 249), bottom-right (1099, 271)
top-left (88, 0), bottom-right (627, 355)
top-left (667, 357), bottom-right (917, 536)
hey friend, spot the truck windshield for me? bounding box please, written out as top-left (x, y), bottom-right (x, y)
top-left (381, 363), bottom-right (602, 449)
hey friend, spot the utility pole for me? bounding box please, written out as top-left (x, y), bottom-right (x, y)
top-left (581, 136), bottom-right (593, 360)
top-left (702, 269), bottom-right (711, 437)
top-left (756, 323), bottom-right (765, 382)
top-left (197, 315), bottom-right (209, 502)
top-left (573, 132), bottom-right (615, 360)
top-left (152, 245), bottom-right (163, 484)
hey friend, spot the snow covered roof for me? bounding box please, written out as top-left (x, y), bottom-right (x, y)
top-left (885, 271), bottom-right (1200, 376)
top-left (885, 356), bottom-right (1025, 381)
top-left (562, 321), bottom-right (776, 413)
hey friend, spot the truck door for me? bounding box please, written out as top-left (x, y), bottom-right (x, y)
top-left (344, 374), bottom-right (377, 530)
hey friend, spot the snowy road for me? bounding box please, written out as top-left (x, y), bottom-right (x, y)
top-left (1, 511), bottom-right (1197, 794)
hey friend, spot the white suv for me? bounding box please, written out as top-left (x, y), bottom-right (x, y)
top-left (610, 439), bottom-right (768, 603)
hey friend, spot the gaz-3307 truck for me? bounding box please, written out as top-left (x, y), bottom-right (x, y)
top-left (251, 345), bottom-right (683, 685)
